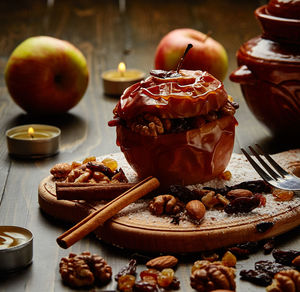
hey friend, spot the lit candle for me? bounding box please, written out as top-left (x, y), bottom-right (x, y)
top-left (6, 124), bottom-right (61, 159)
top-left (102, 62), bottom-right (145, 96)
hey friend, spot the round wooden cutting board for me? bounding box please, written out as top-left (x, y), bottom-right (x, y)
top-left (38, 150), bottom-right (300, 253)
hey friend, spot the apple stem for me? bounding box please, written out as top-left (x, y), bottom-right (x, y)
top-left (176, 43), bottom-right (193, 73)
top-left (203, 30), bottom-right (212, 42)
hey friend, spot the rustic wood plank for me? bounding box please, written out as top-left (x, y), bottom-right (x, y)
top-left (0, 0), bottom-right (299, 291)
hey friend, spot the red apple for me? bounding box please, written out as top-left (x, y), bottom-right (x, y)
top-left (154, 28), bottom-right (228, 81)
top-left (5, 36), bottom-right (89, 115)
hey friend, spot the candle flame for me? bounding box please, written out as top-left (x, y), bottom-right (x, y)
top-left (118, 62), bottom-right (126, 76)
top-left (28, 127), bottom-right (34, 138)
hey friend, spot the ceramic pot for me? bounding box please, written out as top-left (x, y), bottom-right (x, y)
top-left (230, 0), bottom-right (300, 135)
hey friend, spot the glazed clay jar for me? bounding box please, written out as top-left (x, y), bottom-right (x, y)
top-left (230, 0), bottom-right (300, 135)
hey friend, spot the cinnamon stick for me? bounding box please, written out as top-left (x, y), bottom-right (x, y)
top-left (56, 176), bottom-right (160, 249)
top-left (56, 182), bottom-right (136, 200)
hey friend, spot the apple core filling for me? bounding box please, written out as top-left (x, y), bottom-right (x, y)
top-left (110, 99), bottom-right (238, 137)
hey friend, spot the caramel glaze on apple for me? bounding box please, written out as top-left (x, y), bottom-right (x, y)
top-left (109, 69), bottom-right (238, 186)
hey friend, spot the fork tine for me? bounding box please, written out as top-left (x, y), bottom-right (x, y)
top-left (249, 146), bottom-right (281, 180)
top-left (255, 144), bottom-right (289, 176)
top-left (241, 148), bottom-right (274, 182)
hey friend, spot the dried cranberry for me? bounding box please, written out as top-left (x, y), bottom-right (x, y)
top-left (240, 269), bottom-right (272, 286)
top-left (256, 222), bottom-right (274, 233)
top-left (272, 249), bottom-right (300, 266)
top-left (224, 195), bottom-right (260, 214)
top-left (115, 259), bottom-right (137, 281)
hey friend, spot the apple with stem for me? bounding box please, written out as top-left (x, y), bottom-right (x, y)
top-left (5, 36), bottom-right (89, 115)
top-left (154, 28), bottom-right (228, 81)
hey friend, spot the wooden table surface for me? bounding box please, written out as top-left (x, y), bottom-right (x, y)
top-left (1, 0), bottom-right (299, 291)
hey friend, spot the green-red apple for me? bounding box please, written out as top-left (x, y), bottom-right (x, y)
top-left (154, 28), bottom-right (228, 81)
top-left (5, 36), bottom-right (89, 115)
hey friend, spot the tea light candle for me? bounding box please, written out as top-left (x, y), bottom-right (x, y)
top-left (0, 226), bottom-right (33, 272)
top-left (102, 62), bottom-right (145, 96)
top-left (6, 124), bottom-right (60, 159)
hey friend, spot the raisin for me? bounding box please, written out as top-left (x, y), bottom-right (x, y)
top-left (263, 238), bottom-right (275, 254)
top-left (170, 118), bottom-right (192, 133)
top-left (240, 259), bottom-right (293, 287)
top-left (157, 268), bottom-right (174, 288)
top-left (86, 161), bottom-right (115, 179)
top-left (256, 222), bottom-right (274, 233)
top-left (232, 180), bottom-right (271, 193)
top-left (140, 269), bottom-right (160, 282)
top-left (204, 180), bottom-right (271, 196)
top-left (272, 249), bottom-right (300, 265)
top-left (203, 186), bottom-right (231, 196)
top-left (115, 259), bottom-right (137, 281)
top-left (169, 276), bottom-right (180, 290)
top-left (134, 280), bottom-right (161, 292)
top-left (118, 274), bottom-right (136, 291)
top-left (255, 260), bottom-right (290, 276)
top-left (168, 185), bottom-right (198, 203)
top-left (228, 242), bottom-right (260, 259)
top-left (224, 195), bottom-right (261, 214)
top-left (238, 241), bottom-right (260, 253)
top-left (240, 269), bottom-right (272, 286)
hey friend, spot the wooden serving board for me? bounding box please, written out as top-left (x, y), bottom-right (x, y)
top-left (38, 150), bottom-right (300, 253)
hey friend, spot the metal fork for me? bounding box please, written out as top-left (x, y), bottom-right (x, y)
top-left (241, 144), bottom-right (300, 191)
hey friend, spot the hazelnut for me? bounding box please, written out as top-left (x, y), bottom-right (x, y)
top-left (186, 200), bottom-right (206, 221)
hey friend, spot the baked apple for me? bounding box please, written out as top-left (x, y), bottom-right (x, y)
top-left (109, 69), bottom-right (238, 186)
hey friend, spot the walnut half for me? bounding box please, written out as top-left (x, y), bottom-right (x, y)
top-left (59, 251), bottom-right (112, 288)
top-left (266, 269), bottom-right (300, 292)
top-left (190, 260), bottom-right (236, 292)
top-left (149, 194), bottom-right (184, 215)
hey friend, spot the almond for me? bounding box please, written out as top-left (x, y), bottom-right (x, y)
top-left (186, 200), bottom-right (206, 220)
top-left (146, 255), bottom-right (178, 270)
top-left (227, 189), bottom-right (253, 198)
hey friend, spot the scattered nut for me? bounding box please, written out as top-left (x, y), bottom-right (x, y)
top-left (186, 200), bottom-right (206, 221)
top-left (227, 189), bottom-right (253, 198)
top-left (146, 255), bottom-right (178, 270)
top-left (149, 194), bottom-right (184, 216)
top-left (190, 260), bottom-right (236, 292)
top-left (50, 163), bottom-right (72, 179)
top-left (59, 251), bottom-right (112, 288)
top-left (201, 191), bottom-right (220, 209)
top-left (266, 269), bottom-right (300, 292)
